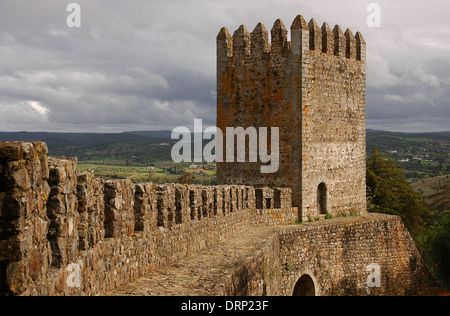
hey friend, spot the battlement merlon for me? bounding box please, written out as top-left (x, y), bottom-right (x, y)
top-left (217, 15), bottom-right (366, 67)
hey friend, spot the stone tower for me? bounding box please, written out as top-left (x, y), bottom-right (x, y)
top-left (216, 15), bottom-right (367, 221)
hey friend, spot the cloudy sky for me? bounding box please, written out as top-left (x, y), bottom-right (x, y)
top-left (0, 0), bottom-right (449, 133)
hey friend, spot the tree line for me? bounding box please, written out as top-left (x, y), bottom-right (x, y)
top-left (367, 147), bottom-right (449, 291)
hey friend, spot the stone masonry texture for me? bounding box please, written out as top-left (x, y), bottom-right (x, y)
top-left (107, 214), bottom-right (433, 296)
top-left (217, 15), bottom-right (367, 221)
top-left (0, 142), bottom-right (299, 295)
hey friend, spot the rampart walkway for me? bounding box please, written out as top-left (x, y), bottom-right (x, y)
top-left (106, 225), bottom-right (287, 296)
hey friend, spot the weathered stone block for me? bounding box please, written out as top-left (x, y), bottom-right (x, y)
top-left (104, 180), bottom-right (135, 238)
top-left (213, 187), bottom-right (224, 217)
top-left (77, 172), bottom-right (104, 250)
top-left (255, 188), bottom-right (274, 209)
top-left (174, 184), bottom-right (190, 225)
top-left (0, 190), bottom-right (33, 218)
top-left (0, 161), bottom-right (31, 192)
top-left (47, 158), bottom-right (79, 268)
top-left (245, 187), bottom-right (256, 210)
top-left (5, 261), bottom-right (26, 295)
top-left (0, 142), bottom-right (25, 163)
top-left (0, 236), bottom-right (23, 262)
top-left (222, 186), bottom-right (231, 215)
top-left (202, 187), bottom-right (214, 218)
top-left (188, 185), bottom-right (202, 221)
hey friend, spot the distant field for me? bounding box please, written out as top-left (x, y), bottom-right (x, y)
top-left (1, 130), bottom-right (448, 182)
top-left (412, 175), bottom-right (450, 211)
top-left (77, 163), bottom-right (216, 184)
top-left (392, 136), bottom-right (434, 143)
top-left (77, 163), bottom-right (155, 181)
top-left (367, 130), bottom-right (450, 182)
top-left (185, 169), bottom-right (216, 176)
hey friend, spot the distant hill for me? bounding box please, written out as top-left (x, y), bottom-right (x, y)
top-left (412, 175), bottom-right (450, 212)
top-left (126, 131), bottom-right (173, 138)
top-left (367, 129), bottom-right (450, 136)
top-left (0, 131), bottom-right (172, 144)
top-left (0, 131), bottom-right (175, 165)
top-left (366, 130), bottom-right (450, 181)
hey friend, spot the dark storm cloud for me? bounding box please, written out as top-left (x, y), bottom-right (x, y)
top-left (0, 0), bottom-right (219, 132)
top-left (0, 0), bottom-right (449, 132)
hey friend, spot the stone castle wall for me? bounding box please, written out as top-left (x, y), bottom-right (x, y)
top-left (216, 15), bottom-right (367, 221)
top-left (0, 142), bottom-right (434, 296)
top-left (0, 14), bottom-right (432, 297)
top-left (224, 214), bottom-right (434, 296)
top-left (299, 18), bottom-right (367, 219)
top-left (0, 142), bottom-right (297, 296)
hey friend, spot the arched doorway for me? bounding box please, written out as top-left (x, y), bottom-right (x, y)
top-left (293, 274), bottom-right (316, 296)
top-left (317, 183), bottom-right (327, 215)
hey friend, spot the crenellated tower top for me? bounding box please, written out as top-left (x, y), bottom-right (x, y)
top-left (217, 15), bottom-right (366, 67)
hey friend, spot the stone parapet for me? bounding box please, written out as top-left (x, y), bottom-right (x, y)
top-left (0, 142), bottom-right (296, 296)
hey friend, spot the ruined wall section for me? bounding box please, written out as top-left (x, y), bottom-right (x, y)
top-left (0, 142), bottom-right (297, 296)
top-left (299, 17), bottom-right (367, 219)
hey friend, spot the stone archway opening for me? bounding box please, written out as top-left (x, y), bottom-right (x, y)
top-left (317, 183), bottom-right (327, 215)
top-left (293, 274), bottom-right (316, 296)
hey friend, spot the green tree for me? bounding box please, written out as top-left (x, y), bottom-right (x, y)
top-left (420, 211), bottom-right (450, 291)
top-left (366, 147), bottom-right (432, 238)
top-left (148, 168), bottom-right (155, 180)
top-left (168, 163), bottom-right (185, 175)
top-left (177, 172), bottom-right (196, 185)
